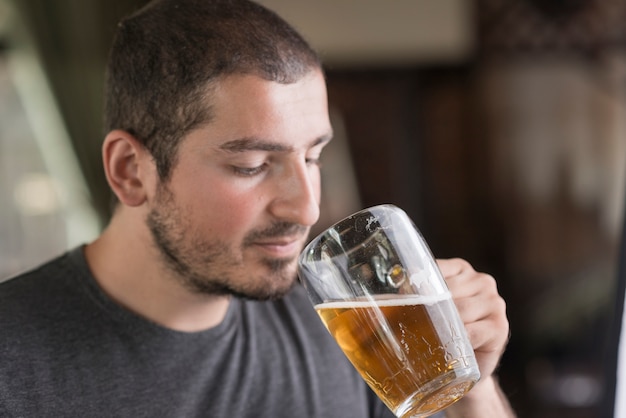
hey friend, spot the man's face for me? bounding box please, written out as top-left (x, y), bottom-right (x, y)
top-left (146, 70), bottom-right (333, 300)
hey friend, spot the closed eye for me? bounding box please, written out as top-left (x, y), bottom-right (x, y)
top-left (232, 163), bottom-right (268, 176)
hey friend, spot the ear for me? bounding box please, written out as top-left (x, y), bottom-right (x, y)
top-left (102, 130), bottom-right (155, 207)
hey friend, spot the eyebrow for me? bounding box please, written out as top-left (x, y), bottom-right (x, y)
top-left (219, 133), bottom-right (333, 153)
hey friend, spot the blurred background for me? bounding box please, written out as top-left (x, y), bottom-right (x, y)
top-left (1, 0), bottom-right (625, 416)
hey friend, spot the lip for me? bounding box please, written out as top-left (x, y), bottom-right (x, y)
top-left (252, 237), bottom-right (304, 258)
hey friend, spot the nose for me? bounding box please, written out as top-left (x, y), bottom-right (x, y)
top-left (269, 160), bottom-right (320, 227)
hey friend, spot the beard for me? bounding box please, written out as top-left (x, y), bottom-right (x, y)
top-left (145, 184), bottom-right (308, 300)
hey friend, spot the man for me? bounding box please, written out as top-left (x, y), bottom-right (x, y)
top-left (0, 0), bottom-right (515, 416)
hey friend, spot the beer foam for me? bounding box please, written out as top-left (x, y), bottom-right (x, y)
top-left (315, 292), bottom-right (452, 310)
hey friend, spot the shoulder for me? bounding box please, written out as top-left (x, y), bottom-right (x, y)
top-left (0, 247), bottom-right (89, 325)
top-left (0, 251), bottom-right (72, 299)
top-left (0, 252), bottom-right (76, 359)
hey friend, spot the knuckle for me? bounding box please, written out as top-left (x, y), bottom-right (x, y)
top-left (479, 272), bottom-right (498, 291)
top-left (452, 257), bottom-right (472, 270)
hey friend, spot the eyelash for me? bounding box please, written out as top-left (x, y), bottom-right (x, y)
top-left (232, 158), bottom-right (321, 177)
top-left (232, 164), bottom-right (268, 176)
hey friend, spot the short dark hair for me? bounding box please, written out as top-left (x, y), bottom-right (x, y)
top-left (104, 0), bottom-right (321, 180)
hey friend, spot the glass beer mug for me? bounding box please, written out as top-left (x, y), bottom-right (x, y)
top-left (298, 205), bottom-right (480, 418)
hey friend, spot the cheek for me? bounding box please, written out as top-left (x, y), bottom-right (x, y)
top-left (191, 181), bottom-right (261, 237)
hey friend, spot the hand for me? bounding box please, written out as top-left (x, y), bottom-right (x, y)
top-left (437, 258), bottom-right (509, 380)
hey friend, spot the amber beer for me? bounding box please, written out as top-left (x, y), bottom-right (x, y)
top-left (316, 294), bottom-right (478, 418)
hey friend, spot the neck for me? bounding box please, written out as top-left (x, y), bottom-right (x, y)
top-left (84, 211), bottom-right (231, 332)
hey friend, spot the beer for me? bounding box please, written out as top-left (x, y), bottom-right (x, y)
top-left (316, 294), bottom-right (479, 418)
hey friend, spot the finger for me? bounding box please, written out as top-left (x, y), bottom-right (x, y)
top-left (436, 258), bottom-right (472, 278)
top-left (465, 317), bottom-right (510, 377)
top-left (438, 259), bottom-right (498, 300)
top-left (464, 300), bottom-right (509, 351)
top-left (452, 272), bottom-right (507, 338)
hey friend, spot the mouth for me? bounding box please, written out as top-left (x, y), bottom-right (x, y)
top-left (244, 222), bottom-right (310, 259)
top-left (252, 236), bottom-right (305, 258)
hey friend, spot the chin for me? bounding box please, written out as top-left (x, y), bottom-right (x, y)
top-left (233, 278), bottom-right (297, 301)
top-left (186, 256), bottom-right (300, 300)
top-left (246, 263), bottom-right (299, 300)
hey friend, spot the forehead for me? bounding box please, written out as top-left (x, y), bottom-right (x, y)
top-left (194, 71), bottom-right (332, 147)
